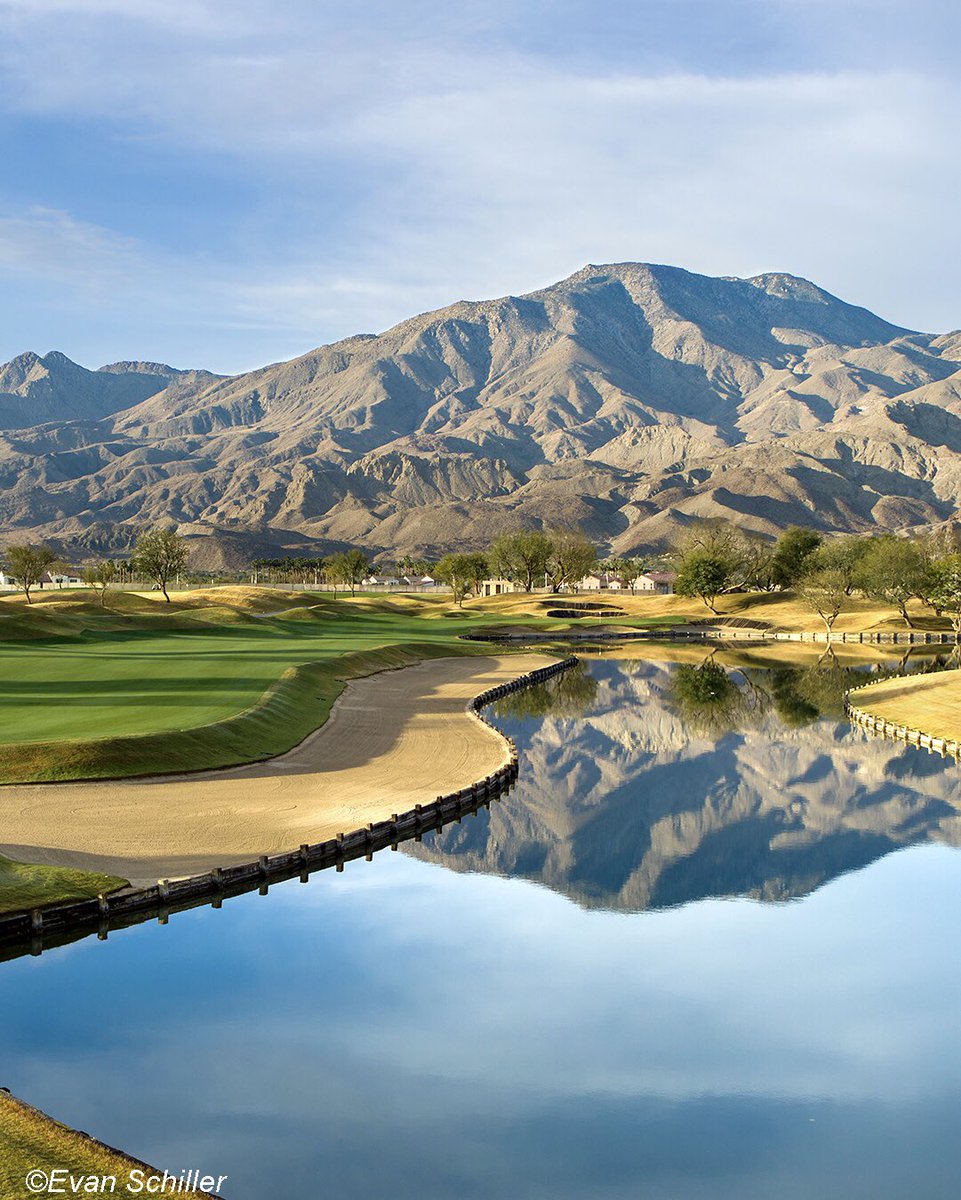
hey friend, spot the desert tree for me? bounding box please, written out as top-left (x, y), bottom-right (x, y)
top-left (770, 526), bottom-right (822, 590)
top-left (489, 530), bottom-right (554, 592)
top-left (328, 549), bottom-right (369, 596)
top-left (808, 535), bottom-right (871, 596)
top-left (602, 556), bottom-right (645, 593)
top-left (3, 542), bottom-right (58, 604)
top-left (82, 559), bottom-right (117, 608)
top-left (926, 553), bottom-right (961, 641)
top-left (857, 536), bottom-right (928, 627)
top-left (797, 566), bottom-right (849, 635)
top-left (545, 530), bottom-right (598, 593)
top-left (132, 527), bottom-right (189, 602)
top-left (435, 552), bottom-right (488, 606)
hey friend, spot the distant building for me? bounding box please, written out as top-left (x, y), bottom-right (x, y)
top-left (481, 578), bottom-right (516, 597)
top-left (574, 571), bottom-right (624, 592)
top-left (362, 575), bottom-right (401, 587)
top-left (636, 570), bottom-right (676, 595)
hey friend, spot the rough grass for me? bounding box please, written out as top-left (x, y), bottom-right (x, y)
top-left (0, 1091), bottom-right (222, 1199)
top-left (465, 588), bottom-right (950, 633)
top-left (0, 856), bottom-right (126, 913)
top-left (850, 667), bottom-right (961, 743)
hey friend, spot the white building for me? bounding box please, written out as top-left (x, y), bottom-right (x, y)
top-left (573, 571), bottom-right (624, 592)
top-left (481, 578), bottom-right (516, 597)
top-left (577, 574), bottom-right (604, 591)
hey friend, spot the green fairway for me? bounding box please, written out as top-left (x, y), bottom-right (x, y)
top-left (0, 589), bottom-right (581, 783)
top-left (0, 613), bottom-right (475, 744)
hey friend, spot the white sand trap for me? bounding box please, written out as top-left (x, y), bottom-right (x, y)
top-left (0, 653), bottom-right (556, 886)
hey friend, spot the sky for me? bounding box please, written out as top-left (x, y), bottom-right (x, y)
top-left (0, 0), bottom-right (958, 374)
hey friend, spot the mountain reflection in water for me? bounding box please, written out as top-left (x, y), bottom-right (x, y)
top-left (410, 652), bottom-right (961, 910)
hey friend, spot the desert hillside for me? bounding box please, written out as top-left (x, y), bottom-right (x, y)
top-left (2, 263), bottom-right (960, 562)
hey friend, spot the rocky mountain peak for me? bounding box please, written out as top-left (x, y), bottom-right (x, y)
top-left (0, 263), bottom-right (958, 558)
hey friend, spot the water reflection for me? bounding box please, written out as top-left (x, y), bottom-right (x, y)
top-left (0, 648), bottom-right (959, 1199)
top-left (414, 651), bottom-right (961, 910)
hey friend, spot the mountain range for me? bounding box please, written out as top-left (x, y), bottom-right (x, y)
top-left (3, 263), bottom-right (961, 565)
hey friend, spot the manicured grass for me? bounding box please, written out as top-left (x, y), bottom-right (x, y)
top-left (0, 593), bottom-right (555, 743)
top-left (0, 856), bottom-right (126, 914)
top-left (0, 1091), bottom-right (222, 1199)
top-left (0, 584), bottom-right (945, 785)
top-left (850, 667), bottom-right (961, 743)
top-left (0, 589), bottom-right (577, 782)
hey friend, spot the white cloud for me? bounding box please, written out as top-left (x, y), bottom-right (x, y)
top-left (0, 1), bottom-right (957, 366)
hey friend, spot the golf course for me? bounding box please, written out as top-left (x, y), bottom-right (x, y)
top-left (0, 582), bottom-right (957, 916)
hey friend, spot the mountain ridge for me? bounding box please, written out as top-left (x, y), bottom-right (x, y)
top-left (1, 262), bottom-right (959, 566)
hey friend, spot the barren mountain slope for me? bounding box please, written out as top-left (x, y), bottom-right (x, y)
top-left (1, 263), bottom-right (959, 558)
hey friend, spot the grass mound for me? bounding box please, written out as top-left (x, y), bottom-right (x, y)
top-left (0, 1091), bottom-right (222, 1200)
top-left (0, 855), bottom-right (126, 914)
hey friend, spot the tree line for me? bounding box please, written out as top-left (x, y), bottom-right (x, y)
top-left (672, 522), bottom-right (961, 637)
top-left (7, 518), bottom-right (961, 635)
top-left (1, 529), bottom-right (191, 604)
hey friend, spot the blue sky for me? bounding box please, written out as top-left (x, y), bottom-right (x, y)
top-left (0, 0), bottom-right (957, 373)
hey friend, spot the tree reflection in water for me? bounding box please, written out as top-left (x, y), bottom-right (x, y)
top-left (490, 659), bottom-right (598, 720)
top-left (667, 649), bottom-right (957, 738)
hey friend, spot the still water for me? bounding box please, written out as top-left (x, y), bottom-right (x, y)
top-left (2, 651), bottom-right (960, 1199)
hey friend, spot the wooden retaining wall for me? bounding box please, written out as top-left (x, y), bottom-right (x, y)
top-left (467, 628), bottom-right (961, 646)
top-left (844, 678), bottom-right (961, 764)
top-left (0, 656), bottom-right (578, 960)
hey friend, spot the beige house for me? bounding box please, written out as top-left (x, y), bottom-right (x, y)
top-left (636, 570), bottom-right (676, 595)
top-left (481, 578), bottom-right (516, 597)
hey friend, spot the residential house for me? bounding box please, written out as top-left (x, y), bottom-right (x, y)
top-left (636, 570), bottom-right (676, 595)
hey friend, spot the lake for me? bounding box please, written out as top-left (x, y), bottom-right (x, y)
top-left (2, 649), bottom-right (960, 1199)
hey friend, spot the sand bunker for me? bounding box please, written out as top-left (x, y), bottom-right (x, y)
top-left (0, 653), bottom-right (555, 885)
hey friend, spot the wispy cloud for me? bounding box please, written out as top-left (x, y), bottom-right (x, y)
top-left (0, 1), bottom-right (957, 368)
top-left (0, 207), bottom-right (143, 284)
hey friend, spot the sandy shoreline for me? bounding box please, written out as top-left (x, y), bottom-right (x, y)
top-left (0, 653), bottom-right (556, 885)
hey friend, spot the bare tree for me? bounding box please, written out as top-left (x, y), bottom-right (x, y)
top-left (797, 567), bottom-right (849, 634)
top-left (82, 559), bottom-right (117, 608)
